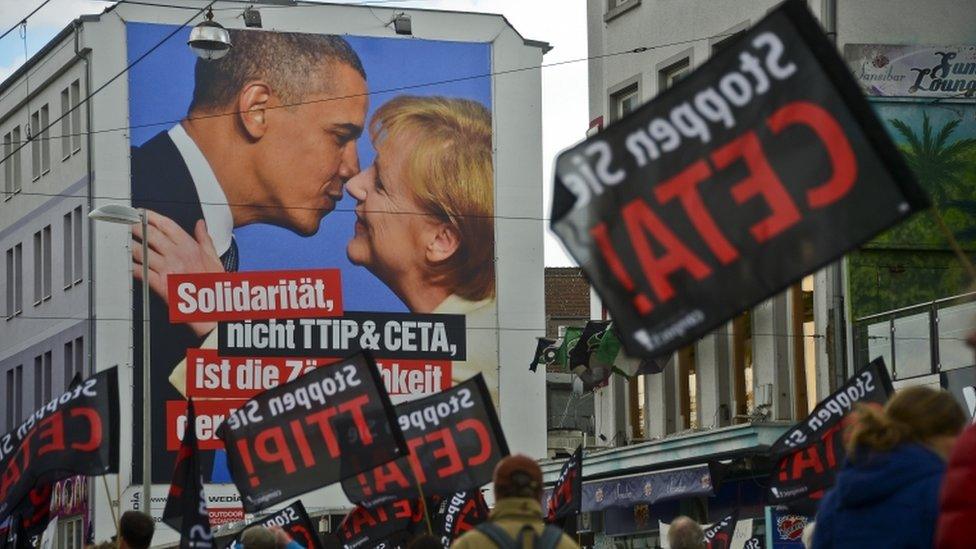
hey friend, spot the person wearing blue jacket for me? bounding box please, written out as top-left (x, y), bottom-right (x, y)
top-left (813, 385), bottom-right (966, 549)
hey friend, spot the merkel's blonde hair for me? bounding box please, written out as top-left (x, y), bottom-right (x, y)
top-left (370, 95), bottom-right (495, 301)
top-left (846, 385), bottom-right (965, 457)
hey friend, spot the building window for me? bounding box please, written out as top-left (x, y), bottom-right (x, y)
top-left (678, 345), bottom-right (698, 429)
top-left (712, 31), bottom-right (747, 54)
top-left (659, 58), bottom-right (690, 91)
top-left (627, 377), bottom-right (645, 440)
top-left (610, 84), bottom-right (640, 122)
top-left (732, 311), bottom-right (754, 422)
top-left (6, 243), bottom-right (23, 318)
top-left (71, 80), bottom-right (82, 154)
top-left (33, 225), bottom-right (52, 304)
top-left (6, 365), bottom-right (23, 430)
top-left (791, 276), bottom-right (817, 415)
top-left (40, 104), bottom-right (50, 175)
top-left (34, 350), bottom-right (53, 407)
top-left (605, 0), bottom-right (640, 21)
top-left (58, 515), bottom-right (84, 549)
top-left (30, 111), bottom-right (40, 181)
top-left (61, 88), bottom-right (71, 160)
top-left (3, 127), bottom-right (22, 199)
top-left (65, 337), bottom-right (84, 388)
top-left (63, 207), bottom-right (84, 288)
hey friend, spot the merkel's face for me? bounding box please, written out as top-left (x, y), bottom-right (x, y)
top-left (345, 131), bottom-right (437, 279)
top-left (255, 63), bottom-right (368, 236)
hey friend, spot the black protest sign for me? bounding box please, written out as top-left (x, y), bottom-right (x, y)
top-left (546, 445), bottom-right (582, 522)
top-left (163, 399), bottom-right (213, 549)
top-left (0, 368), bottom-right (119, 521)
top-left (239, 500), bottom-right (322, 549)
top-left (768, 358), bottom-right (893, 504)
top-left (549, 0), bottom-right (927, 359)
top-left (217, 352), bottom-right (406, 512)
top-left (343, 375), bottom-right (508, 504)
top-left (704, 510), bottom-right (738, 549)
top-left (218, 312), bottom-right (467, 361)
top-left (429, 491), bottom-right (489, 547)
top-left (336, 498), bottom-right (425, 549)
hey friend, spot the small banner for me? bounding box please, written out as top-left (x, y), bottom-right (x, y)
top-left (336, 498), bottom-right (425, 549)
top-left (546, 445), bottom-right (582, 522)
top-left (342, 375), bottom-right (508, 505)
top-left (237, 500), bottom-right (322, 549)
top-left (768, 358), bottom-right (894, 504)
top-left (0, 368), bottom-right (119, 521)
top-left (429, 491), bottom-right (489, 547)
top-left (549, 0), bottom-right (927, 359)
top-left (217, 352), bottom-right (406, 512)
top-left (704, 510), bottom-right (739, 549)
top-left (163, 399), bottom-right (213, 549)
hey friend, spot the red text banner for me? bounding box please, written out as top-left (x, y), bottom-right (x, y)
top-left (342, 374), bottom-right (508, 505)
top-left (166, 399), bottom-right (247, 451)
top-left (217, 352), bottom-right (406, 512)
top-left (184, 349), bottom-right (450, 401)
top-left (167, 269), bottom-right (343, 323)
top-left (768, 358), bottom-right (893, 504)
top-left (549, 0), bottom-right (927, 359)
top-left (0, 368), bottom-right (119, 521)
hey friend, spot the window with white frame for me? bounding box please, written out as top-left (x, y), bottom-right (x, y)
top-left (30, 111), bottom-right (40, 181)
top-left (61, 87), bottom-right (71, 160)
top-left (34, 350), bottom-right (52, 408)
top-left (40, 104), bottom-right (50, 175)
top-left (6, 365), bottom-right (23, 430)
top-left (64, 336), bottom-right (84, 389)
top-left (58, 514), bottom-right (84, 549)
top-left (659, 58), bottom-right (690, 91)
top-left (63, 207), bottom-right (84, 288)
top-left (3, 126), bottom-right (23, 199)
top-left (33, 225), bottom-right (52, 304)
top-left (610, 84), bottom-right (639, 123)
top-left (71, 80), bottom-right (82, 154)
top-left (6, 243), bottom-right (23, 317)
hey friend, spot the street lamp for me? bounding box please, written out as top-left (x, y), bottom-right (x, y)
top-left (188, 8), bottom-right (232, 60)
top-left (89, 204), bottom-right (152, 514)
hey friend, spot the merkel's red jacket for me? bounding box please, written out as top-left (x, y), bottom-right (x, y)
top-left (937, 422), bottom-right (976, 548)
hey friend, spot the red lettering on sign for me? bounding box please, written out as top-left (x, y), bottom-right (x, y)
top-left (592, 223), bottom-right (655, 315)
top-left (712, 131), bottom-right (801, 243)
top-left (69, 407), bottom-right (102, 452)
top-left (457, 418), bottom-right (491, 467)
top-left (254, 427), bottom-right (296, 476)
top-left (622, 198), bottom-right (712, 303)
top-left (36, 412), bottom-right (65, 456)
top-left (654, 160), bottom-right (739, 265)
top-left (425, 428), bottom-right (464, 479)
top-left (767, 101), bottom-right (857, 209)
top-left (289, 419), bottom-right (316, 468)
top-left (236, 439), bottom-right (260, 488)
top-left (338, 394), bottom-right (373, 445)
top-left (791, 445), bottom-right (825, 478)
top-left (304, 408), bottom-right (340, 457)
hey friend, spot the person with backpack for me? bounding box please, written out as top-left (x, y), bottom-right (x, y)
top-left (452, 455), bottom-right (578, 549)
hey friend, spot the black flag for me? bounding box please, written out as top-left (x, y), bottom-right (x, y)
top-left (530, 338), bottom-right (556, 372)
top-left (704, 510), bottom-right (738, 549)
top-left (237, 500), bottom-right (322, 549)
top-left (768, 358), bottom-right (894, 504)
top-left (163, 399), bottom-right (213, 549)
top-left (550, 0), bottom-right (927, 360)
top-left (546, 445), bottom-right (582, 523)
top-left (429, 491), bottom-right (489, 547)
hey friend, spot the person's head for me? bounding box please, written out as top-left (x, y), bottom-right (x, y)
top-left (847, 385), bottom-right (966, 460)
top-left (241, 526), bottom-right (277, 549)
top-left (188, 30), bottom-right (368, 236)
top-left (668, 516), bottom-right (704, 549)
top-left (118, 511), bottom-right (154, 549)
top-left (406, 534), bottom-right (443, 549)
top-left (346, 96), bottom-right (494, 310)
top-left (493, 454), bottom-right (543, 501)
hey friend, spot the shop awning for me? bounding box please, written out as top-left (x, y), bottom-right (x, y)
top-left (580, 464), bottom-right (713, 512)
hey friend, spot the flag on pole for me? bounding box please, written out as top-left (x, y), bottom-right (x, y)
top-left (163, 399), bottom-right (213, 549)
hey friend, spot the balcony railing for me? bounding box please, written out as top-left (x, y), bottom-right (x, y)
top-left (853, 291), bottom-right (976, 381)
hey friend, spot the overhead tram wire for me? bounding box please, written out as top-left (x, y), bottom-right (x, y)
top-left (0, 0), bottom-right (54, 42)
top-left (0, 1), bottom-right (218, 170)
top-left (0, 26), bottom-right (737, 167)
